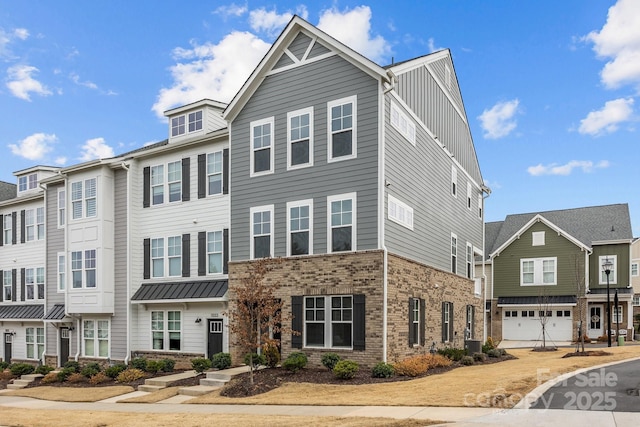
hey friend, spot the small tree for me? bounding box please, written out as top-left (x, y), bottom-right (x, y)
top-left (537, 290), bottom-right (552, 349)
top-left (573, 254), bottom-right (586, 353)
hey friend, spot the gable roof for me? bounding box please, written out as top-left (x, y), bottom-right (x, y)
top-left (0, 181), bottom-right (16, 202)
top-left (223, 15), bottom-right (390, 122)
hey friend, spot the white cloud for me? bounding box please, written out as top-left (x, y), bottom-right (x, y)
top-left (54, 156), bottom-right (67, 166)
top-left (70, 73), bottom-right (98, 90)
top-left (13, 28), bottom-right (29, 40)
top-left (478, 99), bottom-right (520, 139)
top-left (249, 8), bottom-right (293, 37)
top-left (585, 0), bottom-right (640, 90)
top-left (152, 31), bottom-right (270, 117)
top-left (578, 98), bottom-right (634, 136)
top-left (427, 38), bottom-right (443, 53)
top-left (213, 3), bottom-right (248, 19)
top-left (0, 27), bottom-right (29, 58)
top-left (317, 6), bottom-right (391, 64)
top-left (527, 160), bottom-right (610, 176)
top-left (8, 133), bottom-right (57, 160)
top-left (6, 64), bottom-right (52, 101)
top-left (79, 137), bottom-right (115, 161)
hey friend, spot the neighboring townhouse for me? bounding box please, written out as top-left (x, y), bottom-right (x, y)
top-left (631, 238), bottom-right (639, 328)
top-left (1, 167), bottom-right (58, 364)
top-left (475, 221), bottom-right (501, 341)
top-left (487, 204), bottom-right (634, 344)
top-left (224, 16), bottom-right (487, 367)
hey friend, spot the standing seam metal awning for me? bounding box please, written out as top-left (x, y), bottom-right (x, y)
top-left (497, 296), bottom-right (577, 306)
top-left (43, 303), bottom-right (67, 322)
top-left (0, 304), bottom-right (44, 320)
top-left (131, 280), bottom-right (228, 302)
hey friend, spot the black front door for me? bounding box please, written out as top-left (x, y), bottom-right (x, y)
top-left (4, 333), bottom-right (12, 363)
top-left (207, 319), bottom-right (223, 358)
top-left (60, 328), bottom-right (70, 366)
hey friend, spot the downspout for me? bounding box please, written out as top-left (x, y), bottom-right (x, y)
top-left (481, 186), bottom-right (491, 342)
top-left (380, 73), bottom-right (392, 362)
top-left (121, 161), bottom-right (131, 365)
top-left (38, 183), bottom-right (48, 364)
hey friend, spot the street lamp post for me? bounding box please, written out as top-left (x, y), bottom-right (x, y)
top-left (602, 258), bottom-right (613, 348)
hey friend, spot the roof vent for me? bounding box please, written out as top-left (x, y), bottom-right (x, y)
top-left (611, 225), bottom-right (615, 232)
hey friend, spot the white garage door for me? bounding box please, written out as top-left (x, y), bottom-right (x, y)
top-left (502, 307), bottom-right (573, 341)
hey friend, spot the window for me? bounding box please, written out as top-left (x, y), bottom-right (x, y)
top-left (329, 193), bottom-right (355, 253)
top-left (71, 250), bottom-right (97, 288)
top-left (520, 257), bottom-right (557, 285)
top-left (58, 253), bottom-right (65, 291)
top-left (207, 231), bottom-right (223, 274)
top-left (287, 107), bottom-right (313, 169)
top-left (250, 205), bottom-right (273, 259)
top-left (151, 238), bottom-right (164, 277)
top-left (633, 295), bottom-right (640, 306)
top-left (207, 151), bottom-right (223, 195)
top-left (504, 310), bottom-right (518, 318)
top-left (442, 301), bottom-right (453, 343)
top-left (304, 296), bottom-right (352, 348)
top-left (632, 262), bottom-right (639, 277)
top-left (599, 255), bottom-right (617, 284)
top-left (25, 267), bottom-right (44, 300)
top-left (167, 236), bottom-right (182, 276)
top-left (388, 195), bottom-right (414, 230)
top-left (25, 209), bottom-right (35, 241)
top-left (36, 207), bottom-right (44, 240)
top-left (451, 234), bottom-right (457, 273)
top-left (612, 306), bottom-right (623, 324)
top-left (390, 102), bottom-right (416, 145)
top-left (83, 320), bottom-right (109, 357)
top-left (3, 270), bottom-right (11, 301)
top-left (466, 305), bottom-right (475, 339)
top-left (467, 182), bottom-right (472, 210)
top-left (26, 327), bottom-right (44, 359)
top-left (328, 96), bottom-right (356, 161)
top-left (539, 310), bottom-right (552, 318)
top-left (287, 200), bottom-right (312, 256)
top-left (478, 194), bottom-right (483, 219)
top-left (250, 117), bottom-right (274, 176)
top-left (167, 161), bottom-right (182, 202)
top-left (71, 178), bottom-right (97, 219)
top-left (58, 189), bottom-right (65, 227)
top-left (532, 231), bottom-right (545, 246)
top-left (151, 311), bottom-right (181, 351)
top-left (3, 214), bottom-right (12, 244)
top-left (171, 115), bottom-right (185, 137)
top-left (150, 236), bottom-right (181, 277)
top-left (188, 110), bottom-right (202, 132)
top-left (18, 174), bottom-right (37, 192)
top-left (451, 166), bottom-right (457, 197)
top-left (466, 242), bottom-right (473, 279)
top-left (409, 298), bottom-right (423, 346)
top-left (522, 310), bottom-right (535, 317)
top-left (556, 310), bottom-right (572, 317)
top-left (151, 165), bottom-right (164, 205)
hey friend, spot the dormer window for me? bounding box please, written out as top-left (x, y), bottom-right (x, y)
top-left (18, 173), bottom-right (37, 192)
top-left (171, 110), bottom-right (203, 137)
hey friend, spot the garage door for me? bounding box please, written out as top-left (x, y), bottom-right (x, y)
top-left (502, 307), bottom-right (573, 341)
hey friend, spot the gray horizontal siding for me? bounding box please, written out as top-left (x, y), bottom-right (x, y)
top-left (111, 169), bottom-right (128, 359)
top-left (46, 183), bottom-right (65, 355)
top-left (288, 32), bottom-right (312, 60)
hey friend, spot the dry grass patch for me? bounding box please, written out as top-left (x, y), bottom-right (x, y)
top-left (117, 386), bottom-right (180, 403)
top-left (3, 385), bottom-right (134, 402)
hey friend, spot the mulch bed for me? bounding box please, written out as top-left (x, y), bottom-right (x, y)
top-left (562, 350), bottom-right (612, 358)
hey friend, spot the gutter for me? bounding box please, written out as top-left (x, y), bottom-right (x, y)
top-left (379, 76), bottom-right (389, 362)
top-left (121, 161), bottom-right (132, 365)
top-left (481, 188), bottom-right (491, 342)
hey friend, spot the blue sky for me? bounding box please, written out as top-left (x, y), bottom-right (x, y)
top-left (1, 1), bottom-right (639, 235)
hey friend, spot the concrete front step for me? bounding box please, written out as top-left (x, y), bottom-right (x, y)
top-left (6, 373), bottom-right (43, 390)
top-left (137, 370), bottom-right (198, 391)
top-left (199, 377), bottom-right (228, 387)
top-left (137, 384), bottom-right (165, 392)
top-left (178, 385), bottom-right (220, 396)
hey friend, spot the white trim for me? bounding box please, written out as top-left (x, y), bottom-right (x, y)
top-left (451, 233), bottom-right (457, 274)
top-left (286, 199), bottom-right (313, 256)
top-left (599, 255), bottom-right (618, 285)
top-left (466, 182), bottom-right (472, 210)
top-left (57, 252), bottom-right (65, 292)
top-left (249, 117), bottom-right (275, 177)
top-left (389, 101), bottom-right (416, 145)
top-left (532, 231), bottom-right (545, 246)
top-left (150, 310), bottom-right (182, 352)
top-left (250, 204), bottom-right (274, 259)
top-left (466, 242), bottom-right (474, 279)
top-left (387, 194), bottom-right (414, 230)
top-left (150, 236), bottom-right (183, 278)
top-left (520, 257), bottom-right (557, 286)
top-left (82, 318), bottom-right (110, 358)
top-left (327, 95), bottom-right (357, 162)
top-left (303, 295), bottom-right (354, 350)
top-left (286, 107), bottom-right (314, 170)
top-left (57, 188), bottom-right (66, 228)
top-left (327, 192), bottom-right (357, 253)
top-left (206, 150), bottom-right (224, 197)
top-left (451, 166), bottom-right (457, 197)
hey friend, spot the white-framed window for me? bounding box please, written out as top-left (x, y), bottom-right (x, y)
top-left (57, 253), bottom-right (65, 291)
top-left (504, 310), bottom-right (518, 318)
top-left (287, 107), bottom-right (313, 169)
top-left (613, 305), bottom-right (623, 324)
top-left (2, 214), bottom-right (11, 245)
top-left (167, 161), bottom-right (182, 202)
top-left (207, 231), bottom-right (223, 274)
top-left (521, 257), bottom-right (557, 286)
top-left (451, 166), bottom-right (457, 197)
top-left (390, 102), bottom-right (416, 145)
top-left (466, 305), bottom-right (475, 339)
top-left (388, 195), bottom-right (414, 230)
top-left (26, 327), bottom-right (44, 359)
top-left (532, 231), bottom-right (545, 246)
top-left (478, 194), bottom-right (483, 219)
top-left (83, 319), bottom-right (109, 357)
top-left (170, 110), bottom-right (203, 137)
top-left (58, 189), bottom-right (65, 227)
top-left (599, 255), bottom-right (617, 285)
top-left (304, 295), bottom-right (353, 349)
top-left (150, 161), bottom-right (182, 205)
top-left (410, 298), bottom-right (420, 346)
top-left (151, 238), bottom-right (164, 277)
top-left (328, 193), bottom-right (356, 253)
top-left (25, 209), bottom-right (35, 241)
top-left (442, 301), bottom-right (453, 342)
top-left (287, 199), bottom-right (313, 256)
top-left (3, 270), bottom-right (12, 301)
top-left (25, 267), bottom-right (45, 300)
top-left (466, 242), bottom-right (473, 279)
top-left (467, 182), bottom-right (472, 210)
top-left (451, 233), bottom-right (457, 273)
top-left (633, 295), bottom-right (640, 306)
top-left (167, 236), bottom-right (182, 276)
top-left (71, 249), bottom-right (97, 288)
top-left (631, 262), bottom-right (638, 277)
top-left (171, 115), bottom-right (185, 137)
top-left (328, 95), bottom-right (357, 161)
top-left (36, 207), bottom-right (44, 240)
top-left (250, 117), bottom-right (274, 176)
top-left (150, 236), bottom-right (181, 277)
top-left (151, 165), bottom-right (164, 205)
top-left (250, 205), bottom-right (274, 259)
top-left (71, 178), bottom-right (97, 219)
top-left (18, 173), bottom-right (37, 192)
top-left (207, 151), bottom-right (223, 196)
top-left (188, 110), bottom-right (203, 133)
top-left (151, 310), bottom-right (181, 351)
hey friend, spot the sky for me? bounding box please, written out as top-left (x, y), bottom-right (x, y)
top-left (1, 1), bottom-right (639, 235)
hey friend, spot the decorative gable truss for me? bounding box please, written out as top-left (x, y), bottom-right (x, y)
top-left (268, 32), bottom-right (335, 75)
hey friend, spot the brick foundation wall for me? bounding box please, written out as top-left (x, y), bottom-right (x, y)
top-left (131, 351), bottom-right (203, 370)
top-left (489, 300), bottom-right (502, 342)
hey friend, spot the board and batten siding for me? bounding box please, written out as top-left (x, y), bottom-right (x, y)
top-left (230, 54), bottom-right (380, 260)
top-left (45, 182), bottom-right (65, 354)
top-left (492, 222), bottom-right (585, 298)
top-left (383, 96), bottom-right (482, 272)
top-left (110, 168), bottom-right (128, 359)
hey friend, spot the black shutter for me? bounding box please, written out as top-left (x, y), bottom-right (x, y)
top-left (449, 302), bottom-right (455, 343)
top-left (20, 268), bottom-right (25, 301)
top-left (182, 233), bottom-right (190, 277)
top-left (408, 298), bottom-right (414, 347)
top-left (223, 228), bottom-right (229, 274)
top-left (419, 298), bottom-right (426, 347)
top-left (143, 166), bottom-right (150, 208)
top-left (20, 210), bottom-right (25, 243)
top-left (0, 270), bottom-right (3, 302)
top-left (441, 302), bottom-right (447, 343)
top-left (469, 305), bottom-right (475, 339)
top-left (223, 148), bottom-right (229, 195)
top-left (291, 296), bottom-right (303, 349)
top-left (143, 238), bottom-right (150, 279)
top-left (11, 212), bottom-right (17, 244)
top-left (353, 294), bottom-right (365, 350)
top-left (197, 154), bottom-right (206, 199)
top-left (0, 214), bottom-right (3, 246)
top-left (182, 157), bottom-right (190, 201)
top-left (12, 269), bottom-right (17, 302)
top-left (198, 231), bottom-right (206, 276)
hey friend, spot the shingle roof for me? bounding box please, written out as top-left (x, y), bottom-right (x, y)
top-left (131, 280), bottom-right (228, 302)
top-left (497, 296), bottom-right (577, 305)
top-left (43, 303), bottom-right (66, 321)
top-left (0, 304), bottom-right (44, 319)
top-left (0, 181), bottom-right (17, 202)
top-left (489, 204), bottom-right (632, 255)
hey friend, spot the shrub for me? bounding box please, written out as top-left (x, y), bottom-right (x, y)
top-left (460, 356), bottom-right (474, 366)
top-left (393, 354), bottom-right (452, 377)
top-left (41, 372), bottom-right (60, 384)
top-left (244, 353), bottom-right (266, 367)
top-left (161, 358), bottom-right (175, 372)
top-left (104, 364), bottom-right (127, 378)
top-left (89, 372), bottom-right (110, 385)
top-left (211, 352), bottom-right (232, 370)
top-left (57, 367), bottom-right (76, 382)
top-left (333, 360), bottom-right (359, 380)
top-left (371, 362), bottom-right (395, 378)
top-left (472, 352), bottom-right (487, 362)
top-left (146, 360), bottom-right (161, 374)
top-left (482, 337), bottom-right (496, 353)
top-left (487, 348), bottom-right (502, 358)
top-left (0, 370), bottom-right (12, 380)
top-left (282, 352), bottom-right (308, 373)
top-left (131, 357), bottom-right (148, 371)
top-left (116, 368), bottom-right (145, 383)
top-left (0, 361), bottom-right (9, 370)
top-left (35, 365), bottom-right (54, 375)
top-left (263, 342), bottom-right (280, 368)
top-left (63, 361), bottom-right (80, 373)
top-left (10, 363), bottom-right (35, 376)
top-left (437, 347), bottom-right (467, 361)
top-left (67, 372), bottom-right (87, 383)
top-left (191, 358), bottom-right (212, 373)
top-left (81, 362), bottom-right (102, 378)
top-left (321, 353), bottom-right (341, 370)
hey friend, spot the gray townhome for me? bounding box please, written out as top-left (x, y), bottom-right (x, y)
top-left (224, 16), bottom-right (488, 367)
top-left (486, 204), bottom-right (634, 345)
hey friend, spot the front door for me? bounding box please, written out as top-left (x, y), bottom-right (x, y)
top-left (207, 319), bottom-right (223, 358)
top-left (589, 305), bottom-right (603, 339)
top-left (4, 333), bottom-right (12, 363)
top-left (59, 328), bottom-right (70, 366)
